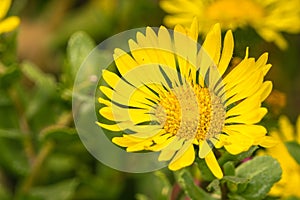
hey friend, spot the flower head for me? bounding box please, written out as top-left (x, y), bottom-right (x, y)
top-left (97, 18), bottom-right (275, 178)
top-left (160, 0), bottom-right (300, 49)
top-left (263, 115), bottom-right (300, 198)
top-left (0, 0), bottom-right (20, 34)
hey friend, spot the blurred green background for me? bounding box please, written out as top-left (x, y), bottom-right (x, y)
top-left (0, 0), bottom-right (299, 199)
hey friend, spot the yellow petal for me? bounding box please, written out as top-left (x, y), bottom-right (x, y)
top-left (225, 107), bottom-right (267, 124)
top-left (202, 23), bottom-right (221, 66)
top-left (223, 134), bottom-right (253, 155)
top-left (174, 24), bottom-right (197, 80)
top-left (224, 124), bottom-right (267, 139)
top-left (113, 48), bottom-right (139, 75)
top-left (112, 136), bottom-right (138, 147)
top-left (256, 81), bottom-right (273, 102)
top-left (158, 26), bottom-right (176, 69)
top-left (226, 94), bottom-right (261, 117)
top-left (0, 0), bottom-right (11, 19)
top-left (297, 115), bottom-right (300, 144)
top-left (204, 151), bottom-right (223, 179)
top-left (0, 16), bottom-right (20, 34)
top-left (150, 135), bottom-right (175, 151)
top-left (169, 143), bottom-right (195, 171)
top-left (258, 135), bottom-right (278, 148)
top-left (218, 30), bottom-right (234, 76)
top-left (279, 115), bottom-right (294, 141)
top-left (96, 122), bottom-right (121, 131)
top-left (158, 136), bottom-right (184, 161)
top-left (102, 69), bottom-right (120, 88)
top-left (199, 140), bottom-right (213, 158)
top-left (98, 97), bottom-right (112, 107)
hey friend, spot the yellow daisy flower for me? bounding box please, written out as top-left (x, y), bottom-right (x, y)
top-left (160, 0), bottom-right (300, 49)
top-left (263, 115), bottom-right (300, 198)
top-left (97, 18), bottom-right (275, 179)
top-left (0, 0), bottom-right (20, 34)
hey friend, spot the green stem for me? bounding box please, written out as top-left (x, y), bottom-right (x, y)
top-left (19, 141), bottom-right (54, 194)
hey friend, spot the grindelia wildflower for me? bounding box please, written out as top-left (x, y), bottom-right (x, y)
top-left (0, 0), bottom-right (20, 34)
top-left (263, 116), bottom-right (300, 198)
top-left (97, 18), bottom-right (275, 179)
top-left (160, 0), bottom-right (300, 49)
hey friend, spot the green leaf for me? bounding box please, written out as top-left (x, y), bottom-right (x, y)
top-left (218, 146), bottom-right (258, 166)
top-left (174, 169), bottom-right (218, 200)
top-left (67, 31), bottom-right (95, 78)
top-left (29, 179), bottom-right (79, 200)
top-left (0, 137), bottom-right (29, 176)
top-left (223, 161), bottom-right (235, 176)
top-left (285, 141), bottom-right (300, 164)
top-left (21, 61), bottom-right (56, 94)
top-left (223, 175), bottom-right (250, 193)
top-left (206, 179), bottom-right (220, 193)
top-left (233, 156), bottom-right (282, 200)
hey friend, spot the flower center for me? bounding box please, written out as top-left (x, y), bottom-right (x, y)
top-left (155, 84), bottom-right (225, 141)
top-left (205, 0), bottom-right (264, 28)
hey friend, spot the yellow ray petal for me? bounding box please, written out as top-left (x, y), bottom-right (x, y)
top-left (158, 136), bottom-right (184, 161)
top-left (259, 135), bottom-right (278, 148)
top-left (218, 30), bottom-right (234, 76)
top-left (256, 81), bottom-right (273, 102)
top-left (174, 24), bottom-right (198, 81)
top-left (223, 134), bottom-right (253, 155)
top-left (225, 107), bottom-right (267, 124)
top-left (279, 115), bottom-right (294, 141)
top-left (202, 23), bottom-right (221, 65)
top-left (150, 136), bottom-right (175, 151)
top-left (225, 71), bottom-right (263, 106)
top-left (226, 94), bottom-right (261, 117)
top-left (98, 97), bottom-right (112, 107)
top-left (169, 143), bottom-right (195, 171)
top-left (296, 116), bottom-right (300, 144)
top-left (113, 48), bottom-right (139, 75)
top-left (102, 69), bottom-right (120, 88)
top-left (204, 151), bottom-right (223, 179)
top-left (199, 140), bottom-right (213, 158)
top-left (112, 135), bottom-right (140, 147)
top-left (0, 0), bottom-right (11, 19)
top-left (0, 16), bottom-right (20, 33)
top-left (158, 26), bottom-right (176, 69)
top-left (224, 124), bottom-right (267, 139)
top-left (96, 122), bottom-right (122, 132)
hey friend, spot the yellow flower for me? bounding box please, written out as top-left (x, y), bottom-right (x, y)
top-left (0, 0), bottom-right (20, 34)
top-left (97, 18), bottom-right (275, 179)
top-left (263, 116), bottom-right (300, 198)
top-left (160, 0), bottom-right (300, 50)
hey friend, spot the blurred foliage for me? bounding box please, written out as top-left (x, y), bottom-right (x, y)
top-left (0, 0), bottom-right (299, 199)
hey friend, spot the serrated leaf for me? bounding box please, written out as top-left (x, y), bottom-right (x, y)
top-left (234, 156), bottom-right (281, 200)
top-left (29, 179), bottom-right (79, 200)
top-left (174, 169), bottom-right (218, 200)
top-left (67, 31), bottom-right (95, 77)
top-left (285, 141), bottom-right (300, 164)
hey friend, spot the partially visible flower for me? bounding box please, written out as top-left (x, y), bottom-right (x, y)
top-left (160, 0), bottom-right (300, 49)
top-left (0, 0), bottom-right (20, 34)
top-left (98, 18), bottom-right (275, 179)
top-left (263, 115), bottom-right (300, 198)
